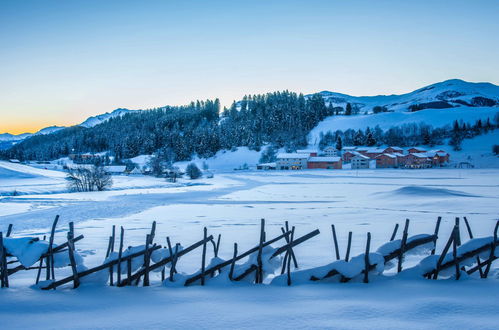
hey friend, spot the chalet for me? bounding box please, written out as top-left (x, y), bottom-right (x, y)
top-left (307, 157), bottom-right (342, 169)
top-left (383, 146), bottom-right (404, 154)
top-left (256, 162), bottom-right (277, 170)
top-left (392, 152), bottom-right (407, 166)
top-left (363, 148), bottom-right (385, 159)
top-left (342, 150), bottom-right (359, 163)
top-left (128, 167), bottom-right (143, 175)
top-left (323, 146), bottom-right (338, 157)
top-left (375, 153), bottom-right (398, 168)
top-left (407, 147), bottom-right (427, 154)
top-left (9, 159), bottom-right (20, 163)
top-left (427, 150), bottom-right (450, 166)
top-left (276, 153), bottom-right (308, 170)
top-left (403, 153), bottom-right (432, 168)
top-left (351, 154), bottom-right (370, 169)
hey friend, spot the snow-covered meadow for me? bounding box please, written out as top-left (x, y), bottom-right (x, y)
top-left (1, 161), bottom-right (498, 329)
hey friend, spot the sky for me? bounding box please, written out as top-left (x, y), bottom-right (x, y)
top-left (1, 0), bottom-right (498, 134)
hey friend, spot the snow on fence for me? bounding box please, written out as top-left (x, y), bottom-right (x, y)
top-left (0, 216), bottom-right (497, 290)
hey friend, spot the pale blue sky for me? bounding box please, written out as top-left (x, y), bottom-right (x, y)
top-left (1, 0), bottom-right (498, 133)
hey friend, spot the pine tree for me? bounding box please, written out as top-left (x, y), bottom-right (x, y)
top-left (335, 136), bottom-right (343, 151)
top-left (345, 103), bottom-right (352, 116)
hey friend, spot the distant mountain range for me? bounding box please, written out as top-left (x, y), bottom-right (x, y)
top-left (1, 79), bottom-right (498, 147)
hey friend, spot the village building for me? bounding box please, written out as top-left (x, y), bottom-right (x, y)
top-left (383, 146), bottom-right (404, 154)
top-left (403, 153), bottom-right (432, 168)
top-left (307, 157), bottom-right (342, 169)
top-left (322, 146), bottom-right (338, 157)
top-left (407, 147), bottom-right (427, 154)
top-left (342, 150), bottom-right (359, 163)
top-left (427, 150), bottom-right (450, 166)
top-left (276, 153), bottom-right (309, 170)
top-left (362, 148), bottom-right (385, 159)
top-left (127, 167), bottom-right (143, 175)
top-left (375, 153), bottom-right (398, 168)
top-left (351, 154), bottom-right (370, 169)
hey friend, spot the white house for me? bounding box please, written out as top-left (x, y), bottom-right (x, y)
top-left (351, 154), bottom-right (370, 169)
top-left (323, 146), bottom-right (338, 157)
top-left (276, 153), bottom-right (309, 170)
top-left (104, 165), bottom-right (127, 174)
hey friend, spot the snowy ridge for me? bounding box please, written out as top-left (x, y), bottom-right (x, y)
top-left (311, 79), bottom-right (499, 113)
top-left (79, 108), bottom-right (136, 128)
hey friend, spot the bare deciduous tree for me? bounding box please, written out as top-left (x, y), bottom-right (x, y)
top-left (66, 166), bottom-right (113, 192)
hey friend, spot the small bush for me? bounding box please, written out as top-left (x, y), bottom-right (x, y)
top-left (185, 163), bottom-right (202, 179)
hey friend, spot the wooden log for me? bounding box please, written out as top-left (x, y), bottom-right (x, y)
top-left (286, 227), bottom-right (295, 286)
top-left (117, 227), bottom-right (124, 285)
top-left (210, 234), bottom-right (221, 258)
top-left (331, 224), bottom-right (340, 260)
top-left (364, 232), bottom-right (371, 284)
top-left (270, 229), bottom-right (320, 260)
top-left (281, 226), bottom-right (296, 275)
top-left (397, 219), bottom-right (409, 273)
top-left (184, 231), bottom-right (290, 286)
top-left (431, 217), bottom-right (442, 255)
top-left (41, 244), bottom-right (161, 290)
top-left (66, 223), bottom-right (80, 289)
top-left (6, 224), bottom-right (13, 238)
top-left (256, 219), bottom-right (265, 284)
top-left (229, 243), bottom-right (237, 280)
top-left (233, 264), bottom-right (258, 281)
top-left (312, 234), bottom-right (437, 282)
top-left (46, 215), bottom-right (59, 281)
top-left (119, 235), bottom-right (213, 287)
top-left (127, 259), bottom-right (132, 285)
top-left (390, 223), bottom-right (399, 241)
top-left (345, 231), bottom-right (352, 262)
top-left (463, 216), bottom-right (484, 278)
top-left (432, 226), bottom-right (456, 279)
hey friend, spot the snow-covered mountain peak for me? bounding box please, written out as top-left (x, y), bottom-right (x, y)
top-left (79, 108), bottom-right (136, 128)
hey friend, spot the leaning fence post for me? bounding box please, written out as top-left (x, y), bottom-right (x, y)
top-left (67, 222), bottom-right (80, 288)
top-left (35, 235), bottom-right (47, 284)
top-left (431, 217), bottom-right (442, 255)
top-left (46, 215), bottom-right (59, 282)
top-left (200, 227), bottom-right (208, 286)
top-left (143, 234), bottom-right (151, 286)
top-left (166, 237), bottom-right (177, 274)
top-left (229, 243), bottom-right (238, 281)
top-left (455, 217), bottom-right (461, 246)
top-left (169, 243), bottom-right (180, 282)
top-left (6, 224), bottom-right (13, 238)
top-left (286, 226), bottom-right (295, 286)
top-left (0, 232), bottom-right (8, 288)
top-left (109, 225), bottom-right (116, 286)
top-left (256, 219), bottom-right (265, 284)
top-left (364, 232), bottom-right (371, 284)
top-left (117, 227), bottom-right (124, 285)
top-left (390, 223), bottom-right (399, 241)
top-left (398, 219), bottom-right (410, 273)
top-left (433, 226), bottom-right (457, 280)
top-left (331, 224), bottom-right (340, 260)
top-left (345, 231), bottom-right (352, 262)
top-left (452, 227), bottom-right (460, 280)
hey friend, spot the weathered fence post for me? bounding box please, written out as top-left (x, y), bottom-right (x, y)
top-left (0, 232), bottom-right (8, 288)
top-left (67, 222), bottom-right (80, 288)
top-left (397, 219), bottom-right (409, 273)
top-left (483, 221), bottom-right (499, 278)
top-left (109, 225), bottom-right (116, 286)
top-left (117, 227), bottom-right (124, 285)
top-left (143, 234), bottom-right (152, 286)
top-left (256, 219), bottom-right (265, 284)
top-left (35, 235), bottom-right (47, 284)
top-left (286, 226), bottom-right (295, 286)
top-left (6, 224), bottom-right (13, 237)
top-left (331, 224), bottom-right (340, 260)
top-left (169, 243), bottom-right (180, 282)
top-left (390, 223), bottom-right (399, 241)
top-left (345, 231), bottom-right (352, 262)
top-left (431, 217), bottom-right (442, 255)
top-left (200, 227), bottom-right (208, 286)
top-left (229, 243), bottom-right (238, 281)
top-left (364, 232), bottom-right (371, 284)
top-left (433, 225), bottom-right (457, 280)
top-left (455, 217), bottom-right (461, 246)
top-left (452, 227), bottom-right (460, 280)
top-left (46, 215), bottom-right (59, 282)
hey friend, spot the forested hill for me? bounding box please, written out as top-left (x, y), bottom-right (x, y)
top-left (3, 92), bottom-right (334, 161)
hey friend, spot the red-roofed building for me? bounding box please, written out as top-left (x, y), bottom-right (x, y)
top-left (375, 153), bottom-right (398, 168)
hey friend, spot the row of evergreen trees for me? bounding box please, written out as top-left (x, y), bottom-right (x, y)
top-left (3, 91), bottom-right (336, 161)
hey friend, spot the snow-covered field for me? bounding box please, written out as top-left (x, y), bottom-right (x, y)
top-left (1, 163), bottom-right (498, 329)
